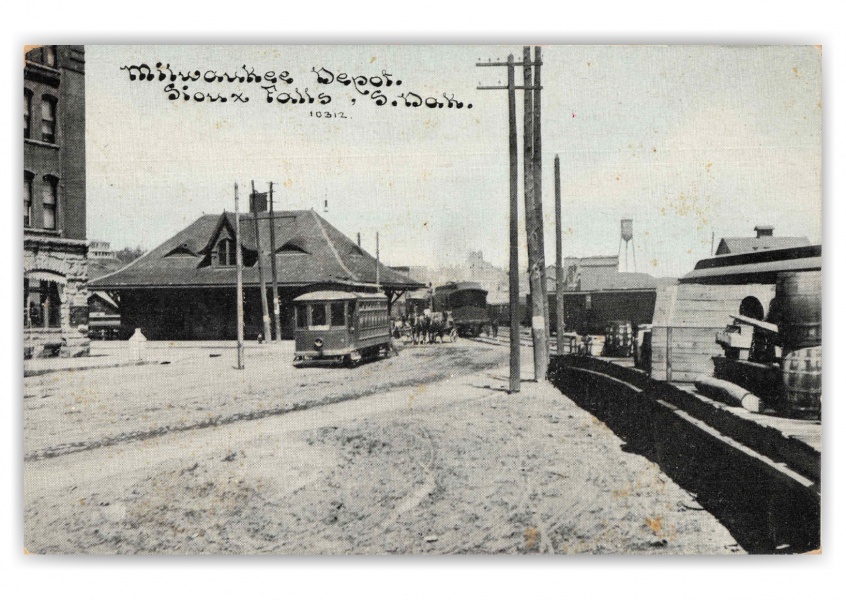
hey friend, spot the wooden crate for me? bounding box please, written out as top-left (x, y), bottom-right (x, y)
top-left (651, 282), bottom-right (776, 382)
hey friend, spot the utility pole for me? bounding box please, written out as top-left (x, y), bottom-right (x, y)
top-left (251, 181), bottom-right (272, 343)
top-left (506, 56), bottom-right (521, 393)
top-left (555, 155), bottom-right (565, 354)
top-left (533, 46), bottom-right (550, 354)
top-left (267, 181), bottom-right (282, 341)
top-left (477, 52), bottom-right (541, 392)
top-left (523, 45), bottom-right (548, 381)
top-left (234, 182), bottom-right (244, 369)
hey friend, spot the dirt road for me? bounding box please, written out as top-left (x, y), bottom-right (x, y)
top-left (24, 341), bottom-right (740, 554)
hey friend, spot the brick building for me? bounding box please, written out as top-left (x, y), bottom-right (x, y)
top-left (24, 45), bottom-right (89, 358)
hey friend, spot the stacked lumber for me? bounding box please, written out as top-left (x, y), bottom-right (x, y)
top-left (651, 282), bottom-right (775, 382)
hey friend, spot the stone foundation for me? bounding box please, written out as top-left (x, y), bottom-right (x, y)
top-left (24, 235), bottom-right (90, 359)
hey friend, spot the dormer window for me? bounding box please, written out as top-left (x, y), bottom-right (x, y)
top-left (217, 239), bottom-right (237, 267)
top-left (278, 242), bottom-right (308, 255)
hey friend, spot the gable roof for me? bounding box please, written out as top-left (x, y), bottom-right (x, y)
top-left (90, 210), bottom-right (422, 291)
top-left (715, 236), bottom-right (810, 255)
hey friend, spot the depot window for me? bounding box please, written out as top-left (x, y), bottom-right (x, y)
top-left (217, 239), bottom-right (236, 267)
top-left (41, 95), bottom-right (57, 144)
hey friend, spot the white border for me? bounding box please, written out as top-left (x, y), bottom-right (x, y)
top-left (3, 2), bottom-right (843, 598)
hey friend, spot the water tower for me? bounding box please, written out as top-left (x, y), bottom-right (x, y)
top-left (618, 218), bottom-right (636, 272)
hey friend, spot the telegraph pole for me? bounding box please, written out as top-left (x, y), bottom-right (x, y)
top-left (523, 45), bottom-right (548, 381)
top-left (533, 46), bottom-right (550, 352)
top-left (234, 182), bottom-right (244, 369)
top-left (477, 52), bottom-right (541, 392)
top-left (251, 181), bottom-right (272, 343)
top-left (506, 56), bottom-right (520, 393)
top-left (267, 181), bottom-right (282, 341)
top-left (555, 155), bottom-right (565, 354)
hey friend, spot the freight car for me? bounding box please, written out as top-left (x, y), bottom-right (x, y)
top-left (292, 290), bottom-right (392, 367)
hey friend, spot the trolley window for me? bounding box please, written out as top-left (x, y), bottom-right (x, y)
top-left (296, 306), bottom-right (307, 329)
top-left (311, 303), bottom-right (327, 327)
top-left (330, 302), bottom-right (346, 326)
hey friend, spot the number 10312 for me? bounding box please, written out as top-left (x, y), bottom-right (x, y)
top-left (309, 111), bottom-right (348, 119)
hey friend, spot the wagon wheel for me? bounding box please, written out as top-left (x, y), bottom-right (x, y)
top-left (449, 328), bottom-right (458, 343)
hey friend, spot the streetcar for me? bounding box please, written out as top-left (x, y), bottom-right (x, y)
top-left (292, 290), bottom-right (392, 367)
top-left (433, 281), bottom-right (490, 337)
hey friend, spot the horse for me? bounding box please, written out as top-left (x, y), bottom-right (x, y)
top-left (410, 313), bottom-right (430, 345)
top-left (428, 311), bottom-right (456, 343)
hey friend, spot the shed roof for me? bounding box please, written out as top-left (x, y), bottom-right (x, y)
top-left (293, 291), bottom-right (386, 302)
top-left (90, 210), bottom-right (423, 291)
top-left (681, 244), bottom-right (821, 284)
top-left (715, 236), bottom-right (810, 255)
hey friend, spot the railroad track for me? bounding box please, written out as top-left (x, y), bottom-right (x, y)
top-left (466, 331), bottom-right (560, 352)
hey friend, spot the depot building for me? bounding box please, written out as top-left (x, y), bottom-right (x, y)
top-left (90, 209), bottom-right (423, 340)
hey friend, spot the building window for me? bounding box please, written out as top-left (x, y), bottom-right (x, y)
top-left (24, 89), bottom-right (32, 139)
top-left (24, 172), bottom-right (33, 227)
top-left (24, 278), bottom-right (62, 329)
top-left (41, 96), bottom-right (57, 144)
top-left (44, 46), bottom-right (57, 67)
top-left (217, 239), bottom-right (237, 266)
top-left (42, 176), bottom-right (58, 229)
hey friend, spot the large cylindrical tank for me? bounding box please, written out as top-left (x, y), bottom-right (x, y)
top-left (781, 346), bottom-right (822, 420)
top-left (621, 219), bottom-right (633, 242)
top-left (776, 271), bottom-right (821, 351)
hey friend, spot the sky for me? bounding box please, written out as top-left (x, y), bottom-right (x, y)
top-left (85, 45), bottom-right (822, 278)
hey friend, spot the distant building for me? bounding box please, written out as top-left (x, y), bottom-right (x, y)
top-left (24, 46), bottom-right (89, 358)
top-left (88, 240), bottom-right (116, 260)
top-left (90, 210), bottom-right (423, 340)
top-left (715, 226), bottom-right (810, 256)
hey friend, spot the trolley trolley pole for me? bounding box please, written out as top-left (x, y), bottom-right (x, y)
top-left (477, 51), bottom-right (543, 392)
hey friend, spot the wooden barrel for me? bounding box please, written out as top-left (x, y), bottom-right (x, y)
top-left (776, 272), bottom-right (822, 351)
top-left (781, 346), bottom-right (822, 419)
